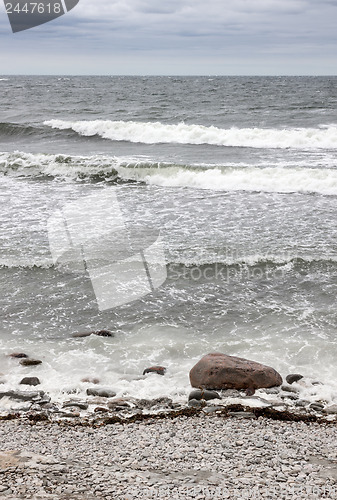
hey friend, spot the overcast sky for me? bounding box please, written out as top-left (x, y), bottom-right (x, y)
top-left (1, 0), bottom-right (337, 75)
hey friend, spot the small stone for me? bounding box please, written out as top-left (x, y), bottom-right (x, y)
top-left (188, 399), bottom-right (204, 408)
top-left (108, 398), bottom-right (132, 409)
top-left (280, 392), bottom-right (298, 400)
top-left (0, 390), bottom-right (43, 401)
top-left (309, 402), bottom-right (324, 411)
top-left (323, 404), bottom-right (337, 414)
top-left (59, 411), bottom-right (80, 418)
top-left (281, 384), bottom-right (299, 393)
top-left (81, 377), bottom-right (100, 384)
top-left (86, 388), bottom-right (116, 398)
top-left (228, 411), bottom-right (256, 419)
top-left (94, 406), bottom-right (109, 413)
top-left (19, 358), bottom-right (42, 366)
top-left (220, 389), bottom-right (242, 398)
top-left (143, 366), bottom-right (166, 376)
top-left (188, 389), bottom-right (221, 401)
top-left (94, 330), bottom-right (113, 337)
top-left (7, 352), bottom-right (28, 358)
top-left (260, 387), bottom-right (280, 395)
top-left (72, 330), bottom-right (113, 338)
top-left (286, 374), bottom-right (303, 384)
top-left (19, 377), bottom-right (40, 386)
top-left (63, 401), bottom-right (88, 410)
top-left (203, 406), bottom-right (223, 413)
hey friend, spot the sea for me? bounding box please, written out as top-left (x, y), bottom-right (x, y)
top-left (0, 75), bottom-right (336, 408)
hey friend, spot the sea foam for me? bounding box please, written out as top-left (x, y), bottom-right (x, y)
top-left (1, 151), bottom-right (337, 195)
top-left (44, 119), bottom-right (337, 149)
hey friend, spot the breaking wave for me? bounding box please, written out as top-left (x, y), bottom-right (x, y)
top-left (1, 151), bottom-right (337, 195)
top-left (44, 119), bottom-right (337, 149)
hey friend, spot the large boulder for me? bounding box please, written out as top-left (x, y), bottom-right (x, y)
top-left (189, 353), bottom-right (282, 391)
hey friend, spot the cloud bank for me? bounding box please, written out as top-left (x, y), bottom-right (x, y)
top-left (0, 0), bottom-right (336, 74)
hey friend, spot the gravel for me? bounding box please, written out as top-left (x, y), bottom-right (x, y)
top-left (0, 414), bottom-right (336, 499)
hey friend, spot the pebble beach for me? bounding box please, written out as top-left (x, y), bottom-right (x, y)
top-left (0, 413), bottom-right (337, 499)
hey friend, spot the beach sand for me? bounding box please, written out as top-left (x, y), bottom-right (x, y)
top-left (0, 414), bottom-right (336, 499)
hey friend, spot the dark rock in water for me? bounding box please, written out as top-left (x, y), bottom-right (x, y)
top-left (190, 353), bottom-right (282, 391)
top-left (286, 374), bottom-right (304, 384)
top-left (136, 397), bottom-right (173, 409)
top-left (81, 377), bottom-right (100, 384)
top-left (143, 366), bottom-right (166, 376)
top-left (86, 388), bottom-right (116, 398)
top-left (228, 411), bottom-right (257, 419)
top-left (295, 400), bottom-right (309, 407)
top-left (72, 330), bottom-right (114, 338)
top-left (188, 399), bottom-right (205, 408)
top-left (19, 358), bottom-right (42, 366)
top-left (108, 398), bottom-right (132, 409)
top-left (280, 392), bottom-right (299, 400)
top-left (94, 330), bottom-right (113, 337)
top-left (63, 401), bottom-right (89, 410)
top-left (188, 389), bottom-right (220, 401)
top-left (323, 404), bottom-right (337, 414)
top-left (281, 384), bottom-right (299, 393)
top-left (0, 390), bottom-right (44, 401)
top-left (309, 402), bottom-right (324, 411)
top-left (20, 377), bottom-right (40, 386)
top-left (94, 406), bottom-right (109, 413)
top-left (260, 387), bottom-right (280, 395)
top-left (245, 388), bottom-right (255, 396)
top-left (7, 352), bottom-right (28, 358)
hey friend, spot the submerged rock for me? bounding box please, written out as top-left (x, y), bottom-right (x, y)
top-left (7, 352), bottom-right (28, 359)
top-left (86, 388), bottom-right (116, 398)
top-left (189, 353), bottom-right (282, 391)
top-left (63, 401), bottom-right (88, 410)
top-left (0, 390), bottom-right (44, 401)
top-left (19, 359), bottom-right (42, 366)
top-left (188, 399), bottom-right (205, 408)
top-left (81, 377), bottom-right (100, 384)
top-left (72, 330), bottom-right (114, 338)
top-left (20, 377), bottom-right (40, 386)
top-left (323, 404), bottom-right (337, 415)
top-left (143, 366), bottom-right (166, 376)
top-left (281, 384), bottom-right (299, 393)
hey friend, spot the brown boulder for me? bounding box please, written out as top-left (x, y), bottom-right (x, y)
top-left (143, 366), bottom-right (166, 376)
top-left (189, 353), bottom-right (282, 391)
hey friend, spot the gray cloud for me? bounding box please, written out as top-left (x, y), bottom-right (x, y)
top-left (0, 0), bottom-right (337, 74)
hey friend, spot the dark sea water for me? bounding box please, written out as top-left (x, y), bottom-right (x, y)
top-left (0, 76), bottom-right (336, 405)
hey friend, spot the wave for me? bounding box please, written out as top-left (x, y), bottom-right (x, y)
top-left (1, 151), bottom-right (337, 195)
top-left (0, 258), bottom-right (54, 270)
top-left (44, 119), bottom-right (337, 149)
top-left (118, 164), bottom-right (337, 195)
top-left (0, 122), bottom-right (41, 138)
top-left (0, 151), bottom-right (119, 181)
top-left (1, 255), bottom-right (336, 271)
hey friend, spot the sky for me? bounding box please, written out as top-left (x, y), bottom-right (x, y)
top-left (1, 0), bottom-right (337, 75)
